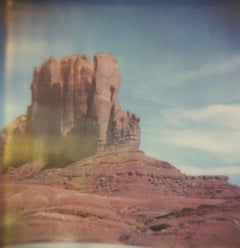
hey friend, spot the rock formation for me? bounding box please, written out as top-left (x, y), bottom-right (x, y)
top-left (1, 53), bottom-right (240, 248)
top-left (0, 53), bottom-right (140, 168)
top-left (2, 151), bottom-right (240, 247)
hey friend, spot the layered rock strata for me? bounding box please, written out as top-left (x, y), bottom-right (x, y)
top-left (0, 53), bottom-right (140, 167)
top-left (3, 151), bottom-right (240, 247)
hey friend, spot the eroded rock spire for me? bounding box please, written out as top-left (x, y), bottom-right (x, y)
top-left (0, 53), bottom-right (140, 167)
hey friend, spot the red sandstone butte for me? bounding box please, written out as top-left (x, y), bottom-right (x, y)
top-left (0, 53), bottom-right (240, 248)
top-left (0, 53), bottom-right (140, 167)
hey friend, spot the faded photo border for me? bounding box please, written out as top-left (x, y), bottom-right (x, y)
top-left (1, 0), bottom-right (240, 246)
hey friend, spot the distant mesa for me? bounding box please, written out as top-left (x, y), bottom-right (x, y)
top-left (0, 53), bottom-right (140, 168)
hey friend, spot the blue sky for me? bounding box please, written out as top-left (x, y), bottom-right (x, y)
top-left (1, 0), bottom-right (240, 185)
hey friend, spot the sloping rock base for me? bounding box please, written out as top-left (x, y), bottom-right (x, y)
top-left (1, 151), bottom-right (240, 248)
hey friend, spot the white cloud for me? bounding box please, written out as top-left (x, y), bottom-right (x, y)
top-left (159, 55), bottom-right (240, 86)
top-left (172, 56), bottom-right (240, 83)
top-left (164, 104), bottom-right (240, 129)
top-left (178, 163), bottom-right (240, 177)
top-left (131, 55), bottom-right (240, 110)
top-left (163, 104), bottom-right (240, 162)
top-left (167, 129), bottom-right (240, 159)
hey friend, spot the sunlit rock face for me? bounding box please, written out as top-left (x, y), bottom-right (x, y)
top-left (0, 53), bottom-right (140, 167)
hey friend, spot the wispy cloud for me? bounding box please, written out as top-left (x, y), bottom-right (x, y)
top-left (131, 55), bottom-right (240, 110)
top-left (167, 129), bottom-right (240, 161)
top-left (159, 55), bottom-right (240, 86)
top-left (164, 104), bottom-right (240, 129)
top-left (163, 104), bottom-right (240, 162)
top-left (178, 163), bottom-right (240, 177)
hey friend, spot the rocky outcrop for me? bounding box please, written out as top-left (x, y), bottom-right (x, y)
top-left (8, 151), bottom-right (239, 199)
top-left (0, 53), bottom-right (140, 167)
top-left (1, 53), bottom-right (240, 248)
top-left (2, 151), bottom-right (240, 247)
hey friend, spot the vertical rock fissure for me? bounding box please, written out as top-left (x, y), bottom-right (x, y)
top-left (106, 104), bottom-right (116, 146)
top-left (110, 86), bottom-right (115, 102)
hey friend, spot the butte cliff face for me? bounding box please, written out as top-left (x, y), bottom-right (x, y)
top-left (0, 53), bottom-right (140, 167)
